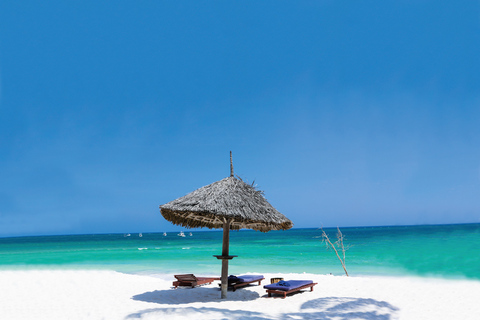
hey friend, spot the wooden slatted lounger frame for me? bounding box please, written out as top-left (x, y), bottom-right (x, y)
top-left (266, 282), bottom-right (318, 298)
top-left (173, 274), bottom-right (220, 288)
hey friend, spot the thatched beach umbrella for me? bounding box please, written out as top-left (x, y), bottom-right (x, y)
top-left (160, 152), bottom-right (293, 299)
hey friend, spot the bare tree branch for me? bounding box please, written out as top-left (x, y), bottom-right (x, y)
top-left (321, 227), bottom-right (349, 276)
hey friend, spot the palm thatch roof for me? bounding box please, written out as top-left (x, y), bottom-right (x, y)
top-left (160, 176), bottom-right (293, 232)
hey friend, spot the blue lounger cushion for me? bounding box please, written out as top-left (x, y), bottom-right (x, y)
top-left (264, 280), bottom-right (313, 291)
top-left (228, 275), bottom-right (263, 283)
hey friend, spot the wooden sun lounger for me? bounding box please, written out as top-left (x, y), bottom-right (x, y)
top-left (265, 282), bottom-right (318, 298)
top-left (173, 274), bottom-right (220, 289)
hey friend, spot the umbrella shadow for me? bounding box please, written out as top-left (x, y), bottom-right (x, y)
top-left (126, 306), bottom-right (270, 320)
top-left (284, 297), bottom-right (400, 320)
top-left (132, 286), bottom-right (261, 305)
top-left (131, 288), bottom-right (399, 319)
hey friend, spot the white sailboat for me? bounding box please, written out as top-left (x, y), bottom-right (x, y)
top-left (177, 231), bottom-right (186, 237)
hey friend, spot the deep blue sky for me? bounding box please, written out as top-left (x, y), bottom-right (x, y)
top-left (1, 1), bottom-right (479, 237)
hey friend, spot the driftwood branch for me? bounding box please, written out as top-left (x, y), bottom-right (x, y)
top-left (321, 227), bottom-right (349, 276)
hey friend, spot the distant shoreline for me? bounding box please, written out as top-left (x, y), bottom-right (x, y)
top-left (2, 221), bottom-right (480, 239)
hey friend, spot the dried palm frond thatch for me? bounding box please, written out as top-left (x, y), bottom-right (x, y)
top-left (160, 176), bottom-right (292, 232)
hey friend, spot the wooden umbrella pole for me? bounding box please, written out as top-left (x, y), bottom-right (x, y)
top-left (230, 151), bottom-right (234, 177)
top-left (220, 218), bottom-right (231, 299)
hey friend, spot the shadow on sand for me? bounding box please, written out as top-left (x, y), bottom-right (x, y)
top-left (126, 306), bottom-right (269, 320)
top-left (129, 291), bottom-right (399, 320)
top-left (285, 297), bottom-right (400, 320)
top-left (132, 286), bottom-right (260, 305)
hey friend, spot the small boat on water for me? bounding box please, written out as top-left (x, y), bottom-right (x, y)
top-left (139, 233), bottom-right (143, 237)
top-left (163, 232), bottom-right (167, 236)
top-left (189, 232), bottom-right (193, 236)
top-left (178, 231), bottom-right (186, 237)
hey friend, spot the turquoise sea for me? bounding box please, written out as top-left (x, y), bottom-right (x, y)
top-left (1, 224), bottom-right (479, 280)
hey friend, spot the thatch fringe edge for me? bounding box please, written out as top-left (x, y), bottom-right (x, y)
top-left (160, 208), bottom-right (293, 232)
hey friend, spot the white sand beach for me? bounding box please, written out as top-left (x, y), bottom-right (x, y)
top-left (1, 270), bottom-right (479, 320)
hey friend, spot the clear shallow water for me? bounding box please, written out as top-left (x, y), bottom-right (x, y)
top-left (1, 224), bottom-right (479, 280)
